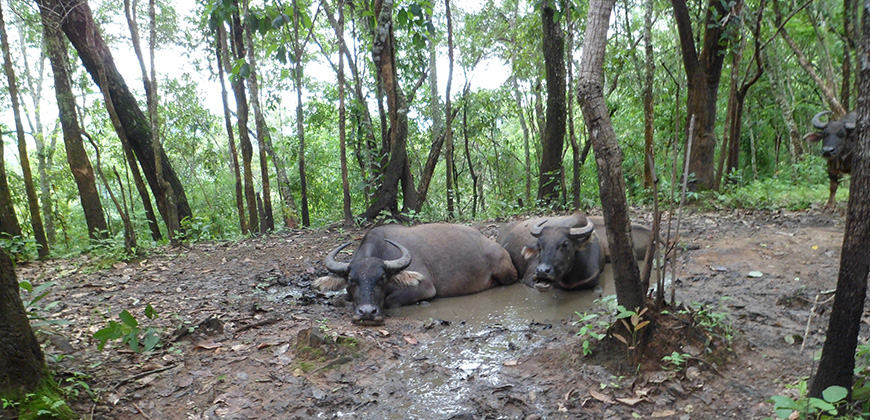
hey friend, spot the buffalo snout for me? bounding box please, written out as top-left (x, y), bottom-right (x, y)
top-left (535, 264), bottom-right (555, 279)
top-left (353, 303), bottom-right (384, 325)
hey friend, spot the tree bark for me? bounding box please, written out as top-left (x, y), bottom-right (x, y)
top-left (566, 12), bottom-right (580, 209)
top-left (292, 0), bottom-right (310, 227)
top-left (642, 0), bottom-right (655, 189)
top-left (216, 24), bottom-right (248, 234)
top-left (228, 5), bottom-right (259, 233)
top-left (763, 46), bottom-right (803, 159)
top-left (809, 0), bottom-right (870, 396)
top-left (243, 0), bottom-right (274, 232)
top-left (37, 0), bottom-right (107, 241)
top-left (444, 0), bottom-right (455, 219)
top-left (670, 0), bottom-right (735, 190)
top-left (337, 0), bottom-right (352, 228)
top-left (0, 131), bottom-right (21, 239)
top-left (578, 0), bottom-right (644, 312)
top-left (538, 2), bottom-right (566, 204)
top-left (0, 2), bottom-right (48, 258)
top-left (47, 0), bottom-right (191, 231)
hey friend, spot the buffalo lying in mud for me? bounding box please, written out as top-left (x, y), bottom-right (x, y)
top-left (316, 223), bottom-right (518, 325)
top-left (804, 110), bottom-right (857, 209)
top-left (497, 212), bottom-right (656, 292)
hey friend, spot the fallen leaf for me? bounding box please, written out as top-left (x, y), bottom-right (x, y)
top-left (503, 359), bottom-right (519, 366)
top-left (710, 266), bottom-right (728, 272)
top-left (403, 336), bottom-right (418, 345)
top-left (257, 342), bottom-right (279, 350)
top-left (651, 410), bottom-right (677, 418)
top-left (378, 329), bottom-right (390, 336)
top-left (747, 271), bottom-right (763, 278)
top-left (589, 389), bottom-right (615, 404)
top-left (113, 262), bottom-right (127, 269)
top-left (194, 342), bottom-right (222, 350)
top-left (616, 397), bottom-right (644, 406)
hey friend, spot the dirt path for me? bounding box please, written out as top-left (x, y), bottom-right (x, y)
top-left (8, 208), bottom-right (854, 419)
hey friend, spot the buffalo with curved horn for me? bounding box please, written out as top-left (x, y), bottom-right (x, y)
top-left (805, 110), bottom-right (857, 210)
top-left (316, 223), bottom-right (517, 325)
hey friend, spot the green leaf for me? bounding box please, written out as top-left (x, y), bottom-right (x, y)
top-left (772, 408), bottom-right (795, 419)
top-left (93, 322), bottom-right (123, 351)
top-left (119, 310), bottom-right (138, 328)
top-left (300, 10), bottom-right (312, 29)
top-left (145, 304), bottom-right (158, 320)
top-left (397, 9), bottom-right (408, 26)
top-left (821, 385), bottom-right (848, 403)
top-left (807, 397), bottom-right (836, 413)
top-left (272, 14), bottom-right (285, 28)
top-left (768, 395), bottom-right (797, 409)
top-left (143, 331), bottom-right (160, 352)
top-left (19, 280), bottom-right (32, 292)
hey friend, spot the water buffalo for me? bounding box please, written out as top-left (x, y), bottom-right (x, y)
top-left (587, 216), bottom-right (655, 263)
top-left (315, 223), bottom-right (518, 325)
top-left (497, 211), bottom-right (603, 292)
top-left (804, 111), bottom-right (857, 209)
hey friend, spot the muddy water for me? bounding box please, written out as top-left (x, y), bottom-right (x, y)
top-left (359, 266), bottom-right (625, 420)
top-left (391, 265), bottom-right (617, 327)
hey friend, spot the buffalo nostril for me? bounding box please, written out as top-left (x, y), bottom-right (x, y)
top-left (356, 304), bottom-right (379, 318)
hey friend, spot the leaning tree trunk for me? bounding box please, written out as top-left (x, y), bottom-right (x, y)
top-left (46, 0), bottom-right (191, 231)
top-left (808, 1), bottom-right (870, 397)
top-left (0, 3), bottom-right (48, 258)
top-left (37, 0), bottom-right (107, 241)
top-left (537, 2), bottom-right (566, 204)
top-left (577, 0), bottom-right (644, 313)
top-left (0, 250), bottom-right (75, 419)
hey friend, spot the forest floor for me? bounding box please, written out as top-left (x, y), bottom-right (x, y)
top-left (4, 206), bottom-right (858, 420)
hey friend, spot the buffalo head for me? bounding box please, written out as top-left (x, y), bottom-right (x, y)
top-left (315, 239), bottom-right (419, 325)
top-left (520, 218), bottom-right (595, 292)
top-left (805, 111), bottom-right (857, 159)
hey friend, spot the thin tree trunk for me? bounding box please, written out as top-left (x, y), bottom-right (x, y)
top-left (0, 132), bottom-right (21, 238)
top-left (293, 0), bottom-right (310, 227)
top-left (510, 75), bottom-right (532, 206)
top-left (462, 92), bottom-right (479, 217)
top-left (85, 131), bottom-right (136, 254)
top-left (216, 24), bottom-right (248, 234)
top-left (122, 139), bottom-right (161, 241)
top-left (763, 47), bottom-right (803, 159)
top-left (444, 0), bottom-right (455, 219)
top-left (49, 0), bottom-right (191, 231)
top-left (243, 0), bottom-right (274, 232)
top-left (229, 5), bottom-right (259, 233)
top-left (338, 0), bottom-right (352, 228)
top-left (567, 15), bottom-right (580, 209)
top-left (0, 3), bottom-right (48, 258)
top-left (809, 1), bottom-right (870, 396)
top-left (578, 0), bottom-right (644, 312)
top-left (37, 0), bottom-right (106, 241)
top-left (17, 28), bottom-right (55, 245)
top-left (642, 0), bottom-right (655, 189)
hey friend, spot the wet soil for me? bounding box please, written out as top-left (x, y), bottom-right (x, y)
top-left (9, 207), bottom-right (857, 419)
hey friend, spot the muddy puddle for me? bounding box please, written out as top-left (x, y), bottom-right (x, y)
top-left (344, 266), bottom-right (640, 420)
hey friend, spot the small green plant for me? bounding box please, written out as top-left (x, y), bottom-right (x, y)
top-left (0, 235), bottom-right (36, 261)
top-left (682, 299), bottom-right (735, 351)
top-left (768, 382), bottom-right (848, 420)
top-left (93, 305), bottom-right (161, 353)
top-left (612, 306), bottom-right (650, 360)
top-left (662, 352), bottom-right (692, 372)
top-left (60, 372), bottom-right (96, 401)
top-left (2, 397), bottom-right (20, 409)
top-left (317, 319), bottom-right (337, 341)
top-left (573, 311), bottom-right (606, 356)
top-left (19, 281), bottom-right (71, 330)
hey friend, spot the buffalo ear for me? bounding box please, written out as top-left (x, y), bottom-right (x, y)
top-left (803, 132), bottom-right (823, 142)
top-left (390, 271), bottom-right (424, 287)
top-left (521, 246), bottom-right (538, 260)
top-left (314, 275), bottom-right (349, 292)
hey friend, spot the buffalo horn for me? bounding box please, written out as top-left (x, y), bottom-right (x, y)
top-left (845, 114), bottom-right (857, 130)
top-left (324, 242), bottom-right (352, 275)
top-left (530, 219), bottom-right (549, 238)
top-left (568, 218), bottom-right (595, 239)
top-left (382, 239), bottom-right (412, 273)
top-left (812, 111), bottom-right (832, 129)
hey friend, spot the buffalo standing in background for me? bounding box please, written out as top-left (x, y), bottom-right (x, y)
top-left (805, 111), bottom-right (857, 209)
top-left (315, 223), bottom-right (518, 325)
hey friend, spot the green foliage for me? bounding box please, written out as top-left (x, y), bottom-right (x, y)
top-left (661, 352), bottom-right (692, 372)
top-left (768, 383), bottom-right (850, 420)
top-left (0, 235), bottom-right (37, 262)
top-left (0, 379), bottom-right (76, 420)
top-left (93, 305), bottom-right (161, 353)
top-left (19, 281), bottom-right (70, 330)
top-left (572, 311), bottom-right (606, 356)
top-left (612, 306), bottom-right (651, 360)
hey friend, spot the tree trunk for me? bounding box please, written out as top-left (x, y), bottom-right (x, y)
top-left (228, 5), bottom-right (259, 233)
top-left (510, 75), bottom-right (532, 206)
top-left (671, 0), bottom-right (735, 191)
top-left (48, 0), bottom-right (191, 232)
top-left (578, 0), bottom-right (644, 313)
top-left (0, 132), bottom-right (21, 239)
top-left (337, 0), bottom-right (352, 228)
top-left (292, 0), bottom-right (311, 227)
top-left (763, 47), bottom-right (803, 159)
top-left (642, 0), bottom-right (655, 189)
top-left (462, 92), bottom-right (479, 217)
top-left (538, 2), bottom-right (566, 204)
top-left (0, 250), bottom-right (74, 419)
top-left (444, 0), bottom-right (455, 219)
top-left (566, 14), bottom-right (581, 209)
top-left (216, 24), bottom-right (248, 234)
top-left (0, 3), bottom-right (48, 258)
top-left (359, 0), bottom-right (412, 220)
top-left (17, 29), bottom-right (55, 245)
top-left (37, 0), bottom-right (107, 241)
top-left (243, 0), bottom-right (274, 232)
top-left (809, 2), bottom-right (870, 396)
top-left (842, 0), bottom-right (857, 110)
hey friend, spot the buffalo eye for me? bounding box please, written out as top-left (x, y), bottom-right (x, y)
top-left (561, 241), bottom-right (569, 250)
